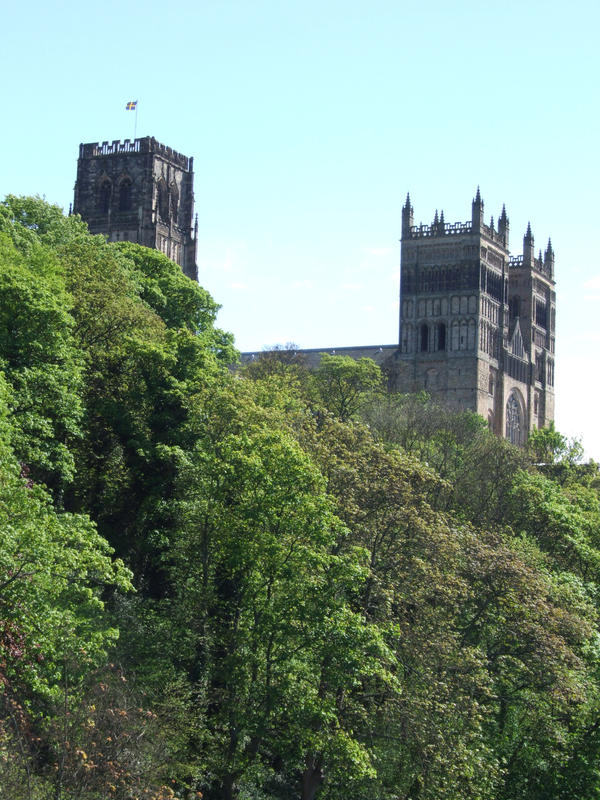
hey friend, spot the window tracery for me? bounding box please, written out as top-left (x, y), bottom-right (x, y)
top-left (506, 392), bottom-right (524, 446)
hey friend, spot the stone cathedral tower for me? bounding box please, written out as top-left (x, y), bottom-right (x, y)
top-left (73, 137), bottom-right (198, 281)
top-left (395, 191), bottom-right (555, 443)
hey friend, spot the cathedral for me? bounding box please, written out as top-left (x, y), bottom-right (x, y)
top-left (72, 137), bottom-right (556, 443)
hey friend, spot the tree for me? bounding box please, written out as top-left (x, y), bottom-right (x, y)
top-left (164, 381), bottom-right (391, 800)
top-left (528, 421), bottom-right (584, 467)
top-left (0, 232), bottom-right (83, 496)
top-left (295, 411), bottom-right (599, 800)
top-left (313, 355), bottom-right (382, 422)
top-left (362, 391), bottom-right (529, 525)
top-left (115, 242), bottom-right (237, 365)
top-left (0, 372), bottom-right (133, 797)
top-left (48, 229), bottom-right (234, 590)
top-left (0, 194), bottom-right (89, 251)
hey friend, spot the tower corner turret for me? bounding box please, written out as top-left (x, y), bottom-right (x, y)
top-left (471, 187), bottom-right (484, 230)
top-left (402, 192), bottom-right (414, 238)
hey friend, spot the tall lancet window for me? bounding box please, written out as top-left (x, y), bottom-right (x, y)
top-left (98, 180), bottom-right (112, 213)
top-left (119, 178), bottom-right (132, 211)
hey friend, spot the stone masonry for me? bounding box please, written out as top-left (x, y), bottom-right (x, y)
top-left (393, 191), bottom-right (555, 442)
top-left (73, 137), bottom-right (198, 281)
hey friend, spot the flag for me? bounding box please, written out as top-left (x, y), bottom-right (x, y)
top-left (126, 101), bottom-right (137, 111)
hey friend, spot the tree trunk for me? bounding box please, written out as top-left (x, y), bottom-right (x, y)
top-left (302, 754), bottom-right (323, 800)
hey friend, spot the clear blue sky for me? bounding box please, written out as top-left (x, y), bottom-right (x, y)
top-left (2, 0), bottom-right (599, 458)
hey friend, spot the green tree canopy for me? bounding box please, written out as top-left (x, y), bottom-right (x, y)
top-left (313, 354), bottom-right (383, 422)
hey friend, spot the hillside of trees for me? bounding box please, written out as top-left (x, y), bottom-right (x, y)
top-left (1, 195), bottom-right (600, 800)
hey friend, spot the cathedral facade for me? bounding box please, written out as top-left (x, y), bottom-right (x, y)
top-left (394, 192), bottom-right (556, 443)
top-left (73, 137), bottom-right (198, 281)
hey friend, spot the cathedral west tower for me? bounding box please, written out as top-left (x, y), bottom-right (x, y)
top-left (73, 137), bottom-right (198, 281)
top-left (395, 191), bottom-right (555, 443)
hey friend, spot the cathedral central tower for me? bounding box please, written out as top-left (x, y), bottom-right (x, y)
top-left (73, 137), bottom-right (198, 281)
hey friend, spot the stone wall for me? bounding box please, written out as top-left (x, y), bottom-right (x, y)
top-left (73, 137), bottom-right (197, 280)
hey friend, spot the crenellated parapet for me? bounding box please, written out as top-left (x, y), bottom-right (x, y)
top-left (74, 135), bottom-right (197, 281)
top-left (408, 219), bottom-right (473, 239)
top-left (406, 218), bottom-right (510, 246)
top-left (79, 137), bottom-right (191, 171)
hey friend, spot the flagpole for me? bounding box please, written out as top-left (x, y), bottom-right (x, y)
top-left (126, 101), bottom-right (138, 139)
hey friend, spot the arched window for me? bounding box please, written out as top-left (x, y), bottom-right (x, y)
top-left (98, 179), bottom-right (112, 213)
top-left (451, 320), bottom-right (460, 351)
top-left (157, 180), bottom-right (169, 221)
top-left (119, 178), bottom-right (132, 211)
top-left (435, 323), bottom-right (446, 351)
top-left (506, 392), bottom-right (523, 446)
top-left (547, 359), bottom-right (554, 386)
top-left (420, 324), bottom-right (429, 353)
top-left (467, 319), bottom-right (476, 350)
top-left (459, 319), bottom-right (468, 350)
top-left (535, 300), bottom-right (547, 329)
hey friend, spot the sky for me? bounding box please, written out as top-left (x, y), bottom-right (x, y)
top-left (2, 0), bottom-right (599, 459)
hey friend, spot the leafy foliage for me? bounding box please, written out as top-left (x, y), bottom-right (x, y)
top-left (0, 232), bottom-right (82, 493)
top-left (313, 354), bottom-right (383, 421)
top-left (2, 196), bottom-right (600, 800)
